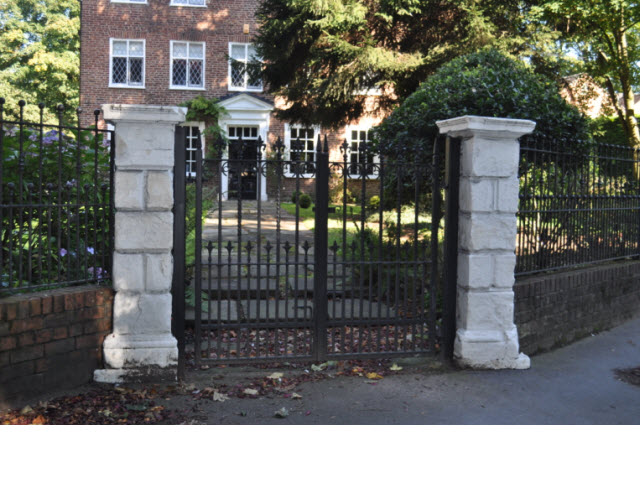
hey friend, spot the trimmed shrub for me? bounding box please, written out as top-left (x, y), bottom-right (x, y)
top-left (291, 190), bottom-right (301, 204)
top-left (374, 48), bottom-right (590, 205)
top-left (298, 193), bottom-right (312, 209)
top-left (368, 195), bottom-right (380, 211)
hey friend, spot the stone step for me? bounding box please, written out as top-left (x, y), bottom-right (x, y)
top-left (201, 278), bottom-right (280, 298)
top-left (184, 298), bottom-right (396, 323)
top-left (200, 264), bottom-right (313, 279)
top-left (185, 300), bottom-right (239, 323)
top-left (239, 299), bottom-right (313, 322)
top-left (326, 299), bottom-right (396, 320)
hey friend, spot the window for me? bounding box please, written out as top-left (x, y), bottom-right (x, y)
top-left (171, 41), bottom-right (205, 89)
top-left (170, 0), bottom-right (205, 5)
top-left (185, 126), bottom-right (200, 177)
top-left (109, 39), bottom-right (145, 88)
top-left (228, 43), bottom-right (262, 91)
top-left (348, 129), bottom-right (378, 177)
top-left (285, 125), bottom-right (317, 177)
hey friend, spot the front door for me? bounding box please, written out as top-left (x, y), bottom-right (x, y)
top-left (228, 126), bottom-right (259, 200)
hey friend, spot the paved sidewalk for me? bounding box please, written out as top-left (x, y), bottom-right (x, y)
top-left (3, 315), bottom-right (638, 424)
top-left (177, 316), bottom-right (640, 424)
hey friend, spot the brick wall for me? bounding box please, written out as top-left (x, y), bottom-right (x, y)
top-left (514, 261), bottom-right (640, 355)
top-left (0, 286), bottom-right (113, 407)
top-left (79, 1), bottom-right (386, 158)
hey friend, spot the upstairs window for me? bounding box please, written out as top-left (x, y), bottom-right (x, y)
top-left (228, 43), bottom-right (262, 92)
top-left (285, 125), bottom-right (317, 177)
top-left (170, 0), bottom-right (205, 5)
top-left (348, 129), bottom-right (378, 177)
top-left (109, 39), bottom-right (145, 88)
top-left (171, 41), bottom-right (205, 89)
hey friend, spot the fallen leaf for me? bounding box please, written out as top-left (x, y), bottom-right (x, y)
top-left (274, 407), bottom-right (289, 418)
top-left (213, 392), bottom-right (230, 402)
top-left (390, 364), bottom-right (403, 371)
top-left (31, 415), bottom-right (46, 425)
top-left (20, 406), bottom-right (33, 415)
top-left (311, 364), bottom-right (325, 372)
top-left (200, 365), bottom-right (210, 370)
top-left (292, 393), bottom-right (302, 399)
top-left (243, 388), bottom-right (259, 396)
top-left (267, 372), bottom-right (283, 379)
top-left (366, 372), bottom-right (384, 380)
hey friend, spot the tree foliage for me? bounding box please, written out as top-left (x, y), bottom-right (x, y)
top-left (255, 0), bottom-right (530, 128)
top-left (0, 0), bottom-right (79, 122)
top-left (530, 1), bottom-right (640, 150)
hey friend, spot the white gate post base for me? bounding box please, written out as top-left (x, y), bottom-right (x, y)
top-left (437, 116), bottom-right (535, 370)
top-left (94, 104), bottom-right (186, 383)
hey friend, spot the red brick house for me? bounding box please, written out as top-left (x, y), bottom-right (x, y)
top-left (79, 0), bottom-right (384, 201)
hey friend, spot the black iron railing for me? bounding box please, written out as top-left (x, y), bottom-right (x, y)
top-left (0, 99), bottom-right (114, 294)
top-left (516, 134), bottom-right (640, 275)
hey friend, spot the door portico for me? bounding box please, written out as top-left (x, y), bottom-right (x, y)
top-left (217, 93), bottom-right (273, 201)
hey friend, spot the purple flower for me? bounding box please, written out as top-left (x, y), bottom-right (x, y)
top-left (88, 267), bottom-right (106, 280)
top-left (59, 248), bottom-right (67, 257)
top-left (86, 246), bottom-right (95, 254)
top-left (43, 130), bottom-right (59, 146)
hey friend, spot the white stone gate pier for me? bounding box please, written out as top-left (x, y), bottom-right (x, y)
top-left (94, 104), bottom-right (186, 383)
top-left (437, 116), bottom-right (535, 369)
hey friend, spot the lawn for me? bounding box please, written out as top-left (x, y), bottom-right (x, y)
top-left (281, 201), bottom-right (439, 256)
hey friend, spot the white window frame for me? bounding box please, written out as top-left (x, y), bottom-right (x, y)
top-left (110, 0), bottom-right (147, 4)
top-left (170, 0), bottom-right (206, 7)
top-left (109, 38), bottom-right (145, 89)
top-left (182, 123), bottom-right (205, 178)
top-left (345, 127), bottom-right (379, 179)
top-left (170, 41), bottom-right (206, 90)
top-left (283, 124), bottom-right (320, 178)
top-left (228, 43), bottom-right (263, 92)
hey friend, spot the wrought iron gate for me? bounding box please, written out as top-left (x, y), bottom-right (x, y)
top-left (172, 128), bottom-right (459, 368)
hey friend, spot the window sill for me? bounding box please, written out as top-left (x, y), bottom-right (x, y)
top-left (283, 173), bottom-right (316, 179)
top-left (228, 86), bottom-right (264, 93)
top-left (108, 84), bottom-right (146, 89)
top-left (170, 3), bottom-right (207, 7)
top-left (110, 0), bottom-right (148, 4)
top-left (346, 174), bottom-right (380, 180)
top-left (169, 86), bottom-right (206, 91)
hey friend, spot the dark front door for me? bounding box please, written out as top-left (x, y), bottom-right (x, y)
top-left (228, 126), bottom-right (259, 200)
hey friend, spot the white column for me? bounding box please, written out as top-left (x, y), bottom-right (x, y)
top-left (94, 104), bottom-right (187, 383)
top-left (437, 116), bottom-right (535, 369)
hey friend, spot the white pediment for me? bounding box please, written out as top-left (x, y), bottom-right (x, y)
top-left (218, 93), bottom-right (274, 113)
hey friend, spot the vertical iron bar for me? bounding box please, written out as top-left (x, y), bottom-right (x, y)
top-left (17, 101), bottom-right (25, 287)
top-left (172, 126), bottom-right (187, 378)
top-left (313, 135), bottom-right (329, 361)
top-left (0, 99), bottom-right (4, 285)
top-left (442, 136), bottom-right (460, 359)
top-left (194, 140), bottom-right (203, 365)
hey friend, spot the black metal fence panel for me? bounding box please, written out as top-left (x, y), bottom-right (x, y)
top-left (0, 99), bottom-right (114, 294)
top-left (174, 129), bottom-right (454, 365)
top-left (517, 134), bottom-right (640, 275)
